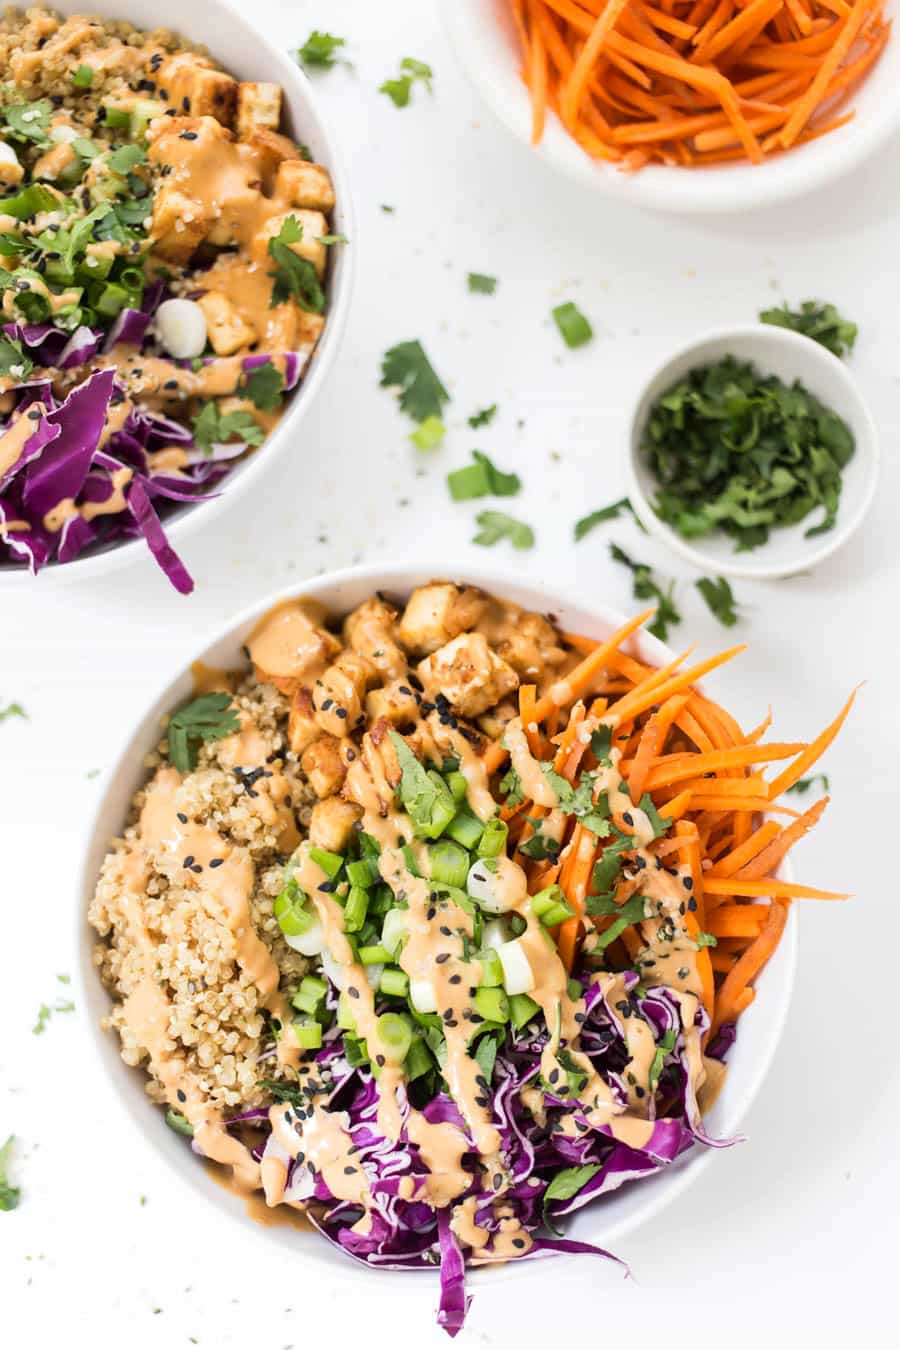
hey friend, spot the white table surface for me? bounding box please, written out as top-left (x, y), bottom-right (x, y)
top-left (3, 1), bottom-right (899, 1345)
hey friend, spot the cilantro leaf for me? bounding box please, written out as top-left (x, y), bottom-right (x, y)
top-left (587, 833), bottom-right (637, 907)
top-left (410, 415), bottom-right (445, 450)
top-left (72, 63), bottom-right (94, 89)
top-left (543, 1164), bottom-right (602, 1235)
top-left (609, 543), bottom-right (681, 643)
top-left (648, 1028), bottom-right (677, 1092)
top-left (0, 336), bottom-right (33, 382)
top-left (637, 792), bottom-right (671, 841)
top-left (243, 362), bottom-right (284, 412)
top-left (380, 340), bottom-right (449, 423)
top-left (296, 31), bottom-right (348, 69)
top-left (267, 215), bottom-right (325, 312)
top-left (541, 765), bottom-right (612, 837)
top-left (33, 997), bottom-right (74, 1034)
top-left (317, 233), bottom-right (347, 245)
top-left (166, 693), bottom-right (240, 773)
top-left (192, 402), bottom-right (265, 455)
top-left (1, 182), bottom-right (56, 220)
top-left (695, 575), bottom-right (739, 628)
top-left (468, 272), bottom-right (497, 295)
top-left (499, 764), bottom-right (524, 810)
top-left (2, 100), bottom-right (52, 145)
top-left (0, 1136), bottom-right (20, 1211)
top-left (589, 893), bottom-right (647, 947)
top-left (468, 404), bottom-right (497, 428)
top-left (552, 301), bottom-right (592, 349)
top-left (696, 932), bottom-right (717, 948)
top-left (387, 730), bottom-right (453, 838)
top-left (380, 57), bottom-right (433, 108)
top-left (759, 300), bottom-right (857, 359)
top-left (447, 450), bottom-right (520, 501)
top-left (108, 143), bottom-right (146, 175)
top-left (574, 497), bottom-right (641, 541)
top-left (472, 510), bottom-right (534, 550)
top-left (787, 773), bottom-right (830, 795)
top-left (590, 725), bottom-right (612, 762)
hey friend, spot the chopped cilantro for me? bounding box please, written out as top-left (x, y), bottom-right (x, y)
top-left (1, 100), bottom-right (52, 146)
top-left (409, 415), bottom-right (445, 450)
top-left (267, 215), bottom-right (325, 312)
top-left (468, 404), bottom-right (497, 429)
top-left (589, 893), bottom-right (647, 947)
top-left (243, 362), bottom-right (284, 413)
top-left (787, 773), bottom-right (830, 795)
top-left (696, 932), bottom-right (717, 948)
top-left (108, 143), bottom-right (146, 175)
top-left (72, 64), bottom-right (94, 89)
top-left (575, 497), bottom-right (642, 541)
top-left (296, 31), bottom-right (348, 70)
top-left (1, 182), bottom-right (56, 220)
top-left (590, 725), bottom-right (612, 762)
top-left (447, 450), bottom-right (520, 501)
top-left (380, 58), bottom-right (433, 107)
top-left (33, 996), bottom-right (74, 1034)
top-left (648, 1028), bottom-right (677, 1092)
top-left (542, 1164), bottom-right (601, 1235)
top-left (541, 765), bottom-right (612, 837)
top-left (552, 301), bottom-right (593, 349)
top-left (192, 402), bottom-right (265, 455)
top-left (695, 575), bottom-right (739, 628)
top-left (380, 340), bottom-right (449, 424)
top-left (499, 765), bottom-right (524, 810)
top-left (166, 692), bottom-right (240, 773)
top-left (0, 337), bottom-right (33, 382)
top-left (388, 730), bottom-right (454, 838)
top-left (759, 300), bottom-right (857, 359)
top-left (609, 543), bottom-right (681, 643)
top-left (0, 1136), bottom-right (20, 1211)
top-left (637, 792), bottom-right (672, 840)
top-left (468, 272), bottom-right (497, 295)
top-left (472, 510), bottom-right (534, 550)
top-left (317, 233), bottom-right (347, 245)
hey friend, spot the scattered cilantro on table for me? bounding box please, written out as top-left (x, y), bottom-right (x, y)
top-left (472, 511), bottom-right (534, 550)
top-left (381, 340), bottom-right (449, 426)
top-left (574, 497), bottom-right (643, 540)
top-left (468, 272), bottom-right (497, 295)
top-left (447, 451), bottom-right (520, 501)
top-left (0, 699), bottom-right (27, 722)
top-left (296, 31), bottom-right (348, 70)
top-left (468, 404), bottom-right (497, 428)
top-left (380, 58), bottom-right (433, 107)
top-left (787, 773), bottom-right (830, 795)
top-left (609, 543), bottom-right (681, 643)
top-left (552, 301), bottom-right (593, 348)
top-left (0, 1136), bottom-right (20, 1211)
top-left (695, 575), bottom-right (740, 627)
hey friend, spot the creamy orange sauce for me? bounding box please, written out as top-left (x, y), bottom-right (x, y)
top-left (248, 599), bottom-right (337, 684)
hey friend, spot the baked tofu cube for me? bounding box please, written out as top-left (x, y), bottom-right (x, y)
top-left (366, 680), bottom-right (419, 727)
top-left (246, 127), bottom-right (299, 184)
top-left (251, 210), bottom-right (328, 276)
top-left (0, 150), bottom-right (23, 187)
top-left (148, 184), bottom-right (207, 262)
top-left (418, 633), bottom-right (518, 718)
top-left (313, 650), bottom-right (375, 737)
top-left (399, 584), bottom-right (488, 656)
top-left (288, 688), bottom-right (320, 755)
top-left (157, 54), bottom-right (238, 125)
top-left (197, 290), bottom-right (256, 355)
top-left (301, 735), bottom-right (351, 799)
top-left (236, 81), bottom-right (282, 139)
top-left (275, 159), bottom-right (336, 213)
top-left (343, 597), bottom-right (407, 681)
top-left (308, 797), bottom-right (361, 853)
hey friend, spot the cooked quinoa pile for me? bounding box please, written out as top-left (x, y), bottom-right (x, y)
top-left (89, 674), bottom-right (315, 1114)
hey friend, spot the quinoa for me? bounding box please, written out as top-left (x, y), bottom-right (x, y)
top-left (88, 673), bottom-right (316, 1116)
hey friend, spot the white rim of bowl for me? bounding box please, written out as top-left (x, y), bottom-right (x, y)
top-left (0, 0), bottom-right (356, 588)
top-left (74, 558), bottom-right (798, 1286)
top-left (626, 324), bottom-right (880, 580)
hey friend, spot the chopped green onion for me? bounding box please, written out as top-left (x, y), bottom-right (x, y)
top-left (552, 301), bottom-right (593, 349)
top-left (337, 991), bottom-right (357, 1032)
top-left (292, 974), bottom-right (328, 1015)
top-left (474, 986), bottom-right (509, 1024)
top-left (379, 966), bottom-right (410, 998)
top-left (293, 1018), bottom-right (323, 1050)
top-left (428, 839), bottom-right (470, 889)
top-left (102, 104), bottom-right (131, 129)
top-left (359, 943), bottom-right (392, 966)
top-left (72, 64), bottom-right (94, 89)
top-left (374, 1011), bottom-right (413, 1064)
top-left (410, 415), bottom-right (445, 450)
top-left (343, 1034), bottom-right (369, 1068)
top-left (346, 857), bottom-right (379, 889)
top-left (445, 807), bottom-right (484, 850)
top-left (95, 281), bottom-right (130, 317)
top-left (381, 908), bottom-right (408, 958)
top-left (477, 948), bottom-right (504, 988)
top-left (310, 847), bottom-right (344, 878)
top-left (531, 885), bottom-right (575, 929)
top-left (343, 885), bottom-right (370, 933)
top-left (567, 978), bottom-right (583, 1002)
top-left (2, 183), bottom-right (57, 220)
top-left (165, 1109), bottom-right (194, 1136)
top-left (477, 818), bottom-right (508, 859)
top-left (446, 770), bottom-right (468, 803)
top-left (447, 460), bottom-right (491, 502)
top-left (509, 992), bottom-right (540, 1030)
top-left (274, 882), bottom-right (314, 937)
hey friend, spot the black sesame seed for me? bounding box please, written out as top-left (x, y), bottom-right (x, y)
top-left (623, 812), bottom-right (634, 826)
top-left (688, 897), bottom-right (698, 912)
top-left (209, 858), bottom-right (224, 869)
top-left (348, 986), bottom-right (359, 999)
top-left (436, 953), bottom-right (450, 964)
top-left (177, 1090), bottom-right (186, 1103)
top-left (176, 812), bottom-right (187, 824)
top-left (493, 1173), bottom-right (503, 1189)
top-left (512, 1238), bottom-right (526, 1250)
top-left (336, 708), bottom-right (348, 719)
top-left (449, 974), bottom-right (462, 985)
top-left (343, 1166), bottom-right (356, 1176)
top-left (182, 855), bottom-right (194, 868)
top-left (375, 1054), bottom-right (385, 1067)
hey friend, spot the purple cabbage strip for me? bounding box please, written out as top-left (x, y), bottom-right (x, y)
top-left (126, 477), bottom-right (194, 594)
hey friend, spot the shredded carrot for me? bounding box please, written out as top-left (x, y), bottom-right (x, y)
top-left (766, 689), bottom-right (857, 797)
top-left (505, 0), bottom-right (887, 171)
top-left (713, 901), bottom-right (787, 1030)
top-left (703, 877), bottom-right (849, 899)
top-left (709, 820), bottom-right (781, 876)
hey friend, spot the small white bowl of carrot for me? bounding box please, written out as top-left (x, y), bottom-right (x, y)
top-left (443, 0), bottom-right (897, 212)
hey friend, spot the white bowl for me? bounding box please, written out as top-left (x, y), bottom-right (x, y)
top-left (76, 561), bottom-right (798, 1291)
top-left (442, 0), bottom-right (900, 214)
top-left (626, 324), bottom-right (879, 580)
top-left (0, 0), bottom-right (354, 587)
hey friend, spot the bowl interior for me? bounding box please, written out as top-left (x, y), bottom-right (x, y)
top-left (444, 0), bottom-right (900, 213)
top-left (0, 0), bottom-right (352, 583)
top-left (627, 326), bottom-right (878, 579)
top-left (77, 563), bottom-right (797, 1281)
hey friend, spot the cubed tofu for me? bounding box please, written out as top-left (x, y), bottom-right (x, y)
top-left (301, 735), bottom-right (354, 799)
top-left (478, 605), bottom-right (568, 683)
top-left (156, 53), bottom-right (238, 125)
top-left (236, 81), bottom-right (282, 139)
top-left (197, 290), bottom-right (257, 355)
top-left (32, 142), bottom-right (75, 181)
top-left (366, 679), bottom-right (419, 728)
top-left (147, 183), bottom-right (207, 263)
top-left (275, 158), bottom-right (336, 213)
top-left (308, 797), bottom-right (362, 853)
top-left (313, 650), bottom-right (376, 737)
top-left (343, 596), bottom-right (407, 681)
top-left (251, 209), bottom-right (328, 276)
top-left (399, 583), bottom-right (489, 657)
top-left (287, 687), bottom-right (320, 755)
top-left (417, 633), bottom-right (519, 719)
top-left (0, 147), bottom-right (24, 187)
top-left (246, 127), bottom-right (300, 184)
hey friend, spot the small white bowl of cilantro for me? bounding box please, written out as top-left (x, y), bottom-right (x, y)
top-left (626, 311), bottom-right (879, 580)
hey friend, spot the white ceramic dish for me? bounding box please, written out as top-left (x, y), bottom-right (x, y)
top-left (0, 0), bottom-right (354, 587)
top-left (76, 561), bottom-right (798, 1290)
top-left (626, 324), bottom-right (879, 580)
top-left (442, 0), bottom-right (900, 215)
